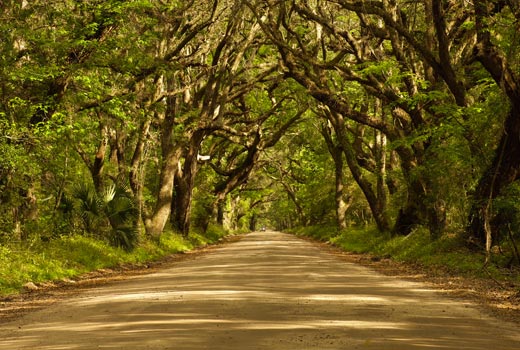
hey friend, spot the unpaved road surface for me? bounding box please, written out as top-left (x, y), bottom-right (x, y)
top-left (1, 231), bottom-right (519, 349)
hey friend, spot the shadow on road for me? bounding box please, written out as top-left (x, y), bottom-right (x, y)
top-left (1, 232), bottom-right (518, 349)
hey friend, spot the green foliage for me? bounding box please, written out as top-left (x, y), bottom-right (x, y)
top-left (290, 225), bottom-right (339, 241)
top-left (109, 227), bottom-right (139, 252)
top-left (329, 227), bottom-right (388, 254)
top-left (492, 181), bottom-right (520, 252)
top-left (294, 226), bottom-right (517, 280)
top-left (202, 224), bottom-right (229, 242)
top-left (261, 115), bottom-right (339, 229)
top-left (74, 182), bottom-right (102, 231)
top-left (158, 232), bottom-right (193, 253)
top-left (72, 181), bottom-right (139, 251)
top-left (188, 224), bottom-right (229, 246)
top-left (1, 0), bottom-right (519, 287)
top-left (0, 226), bottom-right (234, 296)
top-left (190, 189), bottom-right (215, 231)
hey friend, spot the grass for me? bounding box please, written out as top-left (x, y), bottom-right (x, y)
top-left (3, 223), bottom-right (516, 296)
top-left (0, 224), bottom-right (234, 296)
top-left (290, 225), bottom-right (520, 282)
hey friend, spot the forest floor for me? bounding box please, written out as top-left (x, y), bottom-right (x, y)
top-left (0, 232), bottom-right (518, 349)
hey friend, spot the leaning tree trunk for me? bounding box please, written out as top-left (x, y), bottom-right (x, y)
top-left (217, 200), bottom-right (225, 227)
top-left (129, 117), bottom-right (152, 230)
top-left (249, 212), bottom-right (257, 231)
top-left (144, 112), bottom-right (182, 241)
top-left (144, 146), bottom-right (181, 240)
top-left (331, 113), bottom-right (390, 232)
top-left (342, 137), bottom-right (390, 232)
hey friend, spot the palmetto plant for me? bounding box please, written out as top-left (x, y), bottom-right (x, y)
top-left (73, 182), bottom-right (139, 251)
top-left (74, 182), bottom-right (103, 234)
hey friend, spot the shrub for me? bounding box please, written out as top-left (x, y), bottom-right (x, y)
top-left (73, 181), bottom-right (139, 251)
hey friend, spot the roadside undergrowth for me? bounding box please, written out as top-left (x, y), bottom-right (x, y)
top-left (290, 225), bottom-right (520, 285)
top-left (0, 224), bottom-right (231, 296)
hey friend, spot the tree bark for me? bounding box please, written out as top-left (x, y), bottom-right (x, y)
top-left (171, 130), bottom-right (205, 236)
top-left (334, 152), bottom-right (349, 231)
top-left (91, 124), bottom-right (108, 192)
top-left (129, 117), bottom-right (152, 229)
top-left (249, 212), bottom-right (257, 231)
top-left (144, 113), bottom-right (182, 240)
top-left (321, 122), bottom-right (348, 231)
top-left (217, 200), bottom-right (225, 227)
top-left (332, 112), bottom-right (391, 232)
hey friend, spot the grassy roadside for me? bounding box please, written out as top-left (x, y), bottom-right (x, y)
top-left (289, 225), bottom-right (520, 284)
top-left (0, 225), bottom-right (232, 296)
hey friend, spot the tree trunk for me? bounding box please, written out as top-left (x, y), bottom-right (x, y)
top-left (394, 187), bottom-right (447, 239)
top-left (342, 139), bottom-right (389, 232)
top-left (91, 125), bottom-right (108, 192)
top-left (249, 212), bottom-right (257, 231)
top-left (171, 131), bottom-right (204, 236)
top-left (144, 146), bottom-right (181, 240)
top-left (172, 166), bottom-right (195, 236)
top-left (428, 199), bottom-right (446, 241)
top-left (321, 122), bottom-right (348, 231)
top-left (217, 200), bottom-right (225, 227)
top-left (332, 113), bottom-right (391, 232)
top-left (229, 195), bottom-right (242, 230)
top-left (392, 167), bottom-right (446, 239)
top-left (281, 181), bottom-right (306, 226)
top-left (467, 0), bottom-right (520, 245)
top-left (172, 174), bottom-right (192, 236)
top-left (392, 178), bottom-right (433, 237)
top-left (467, 108), bottom-right (520, 244)
top-left (335, 158), bottom-right (349, 231)
top-left (374, 129), bottom-right (388, 230)
top-left (144, 112), bottom-right (181, 240)
top-left (129, 117), bottom-right (152, 231)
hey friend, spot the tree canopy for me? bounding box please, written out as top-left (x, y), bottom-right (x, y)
top-left (1, 0), bottom-right (520, 262)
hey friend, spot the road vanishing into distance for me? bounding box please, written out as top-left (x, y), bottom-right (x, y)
top-left (0, 231), bottom-right (519, 349)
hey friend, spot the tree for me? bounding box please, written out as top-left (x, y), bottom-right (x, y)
top-left (467, 1), bottom-right (520, 251)
top-left (205, 79), bottom-right (306, 228)
top-left (320, 120), bottom-right (350, 230)
top-left (2, 0), bottom-right (520, 262)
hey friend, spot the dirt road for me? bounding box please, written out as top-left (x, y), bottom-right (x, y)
top-left (1, 231), bottom-right (519, 349)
